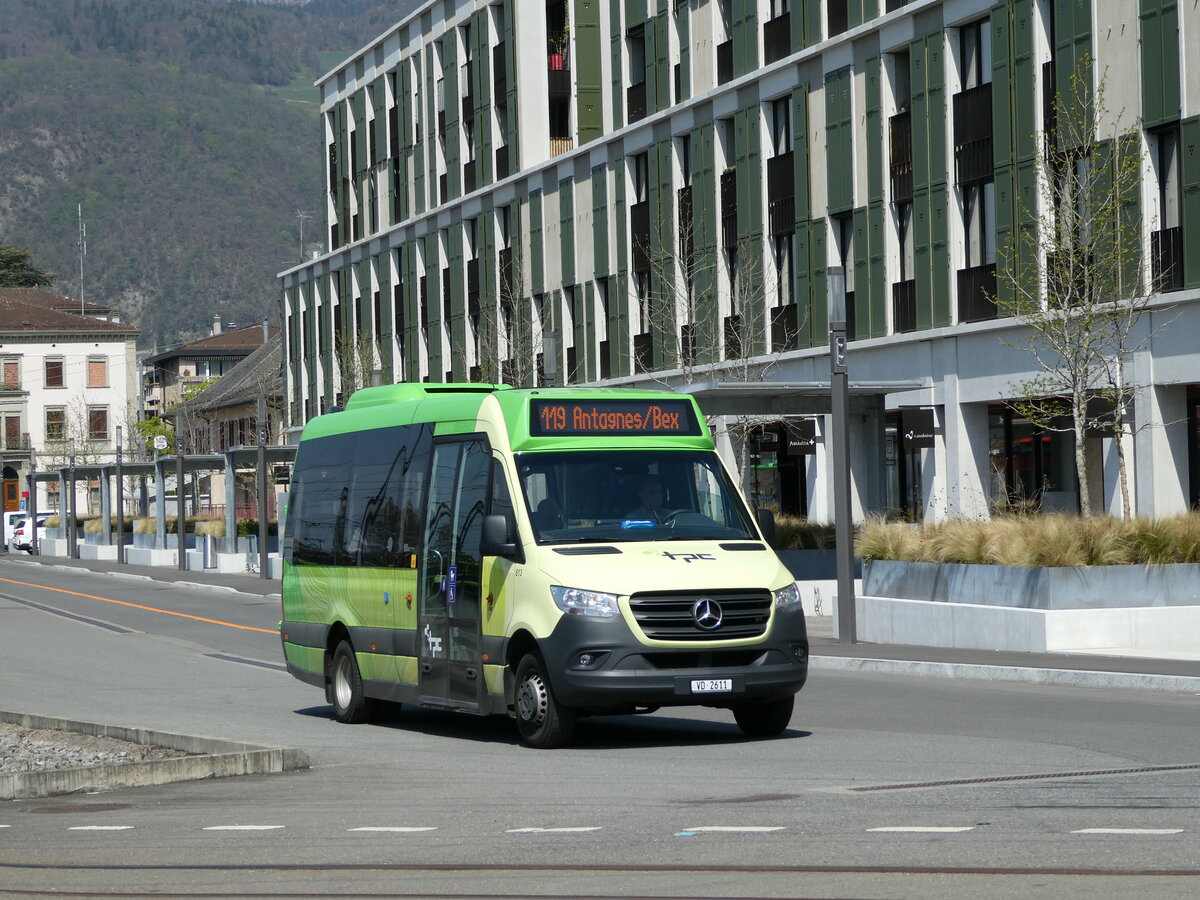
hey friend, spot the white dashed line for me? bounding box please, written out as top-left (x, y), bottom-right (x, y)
top-left (202, 825), bottom-right (286, 831)
top-left (506, 827), bottom-right (603, 833)
top-left (67, 826), bottom-right (135, 831)
top-left (348, 827), bottom-right (438, 833)
top-left (1072, 828), bottom-right (1184, 835)
top-left (679, 826), bottom-right (787, 833)
top-left (868, 826), bottom-right (975, 833)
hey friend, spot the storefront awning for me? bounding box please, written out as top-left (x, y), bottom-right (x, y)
top-left (677, 379), bottom-right (926, 416)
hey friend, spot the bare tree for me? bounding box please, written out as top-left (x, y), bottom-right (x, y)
top-left (996, 58), bottom-right (1152, 517)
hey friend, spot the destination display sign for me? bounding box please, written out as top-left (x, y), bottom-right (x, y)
top-left (530, 399), bottom-right (701, 436)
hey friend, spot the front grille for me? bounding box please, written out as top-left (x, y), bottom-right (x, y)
top-left (641, 650), bottom-right (767, 669)
top-left (628, 590), bottom-right (772, 641)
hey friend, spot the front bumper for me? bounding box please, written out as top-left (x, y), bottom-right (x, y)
top-left (535, 606), bottom-right (808, 710)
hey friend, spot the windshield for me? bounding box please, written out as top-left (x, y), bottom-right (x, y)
top-left (516, 450), bottom-right (759, 544)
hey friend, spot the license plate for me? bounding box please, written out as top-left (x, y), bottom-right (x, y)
top-left (690, 678), bottom-right (732, 694)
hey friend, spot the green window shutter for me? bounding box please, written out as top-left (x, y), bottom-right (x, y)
top-left (866, 56), bottom-right (883, 205)
top-left (1179, 116), bottom-right (1200, 288)
top-left (868, 202), bottom-right (886, 338)
top-left (994, 164), bottom-right (1015, 309)
top-left (930, 184), bottom-right (950, 326)
top-left (733, 0), bottom-right (759, 78)
top-left (560, 180), bottom-right (575, 287)
top-left (793, 84), bottom-right (811, 221)
top-left (1054, 0), bottom-right (1093, 144)
top-left (611, 2), bottom-right (626, 126)
top-left (530, 190), bottom-right (544, 296)
top-left (914, 188), bottom-right (932, 330)
top-left (1116, 133), bottom-right (1142, 297)
top-left (371, 78), bottom-right (387, 166)
top-left (804, 0), bottom-right (822, 48)
top-left (910, 39), bottom-right (928, 191)
top-left (653, 14), bottom-right (670, 116)
top-left (738, 106), bottom-right (763, 239)
top-left (991, 3), bottom-right (1013, 168)
top-left (795, 220), bottom-right (811, 344)
top-left (1140, 0), bottom-right (1180, 128)
top-left (575, 0), bottom-right (604, 142)
top-left (809, 220), bottom-right (828, 347)
top-left (592, 165), bottom-right (609, 276)
top-left (1011, 0), bottom-right (1036, 163)
top-left (825, 67), bottom-right (853, 214)
top-left (926, 33), bottom-right (946, 187)
top-left (1015, 159), bottom-right (1038, 302)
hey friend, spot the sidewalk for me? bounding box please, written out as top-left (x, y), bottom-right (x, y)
top-left (6, 553), bottom-right (1199, 693)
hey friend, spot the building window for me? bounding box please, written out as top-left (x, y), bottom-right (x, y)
top-left (2, 358), bottom-right (18, 389)
top-left (773, 233), bottom-right (795, 306)
top-left (46, 407), bottom-right (66, 441)
top-left (960, 19), bottom-right (992, 90)
top-left (88, 407), bottom-right (109, 442)
top-left (45, 358), bottom-right (65, 388)
top-left (964, 181), bottom-right (996, 268)
top-left (87, 357), bottom-right (108, 388)
top-left (1151, 124), bottom-right (1183, 293)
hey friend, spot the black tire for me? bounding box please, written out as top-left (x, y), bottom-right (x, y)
top-left (732, 695), bottom-right (794, 738)
top-left (330, 640), bottom-right (376, 724)
top-left (514, 653), bottom-right (575, 748)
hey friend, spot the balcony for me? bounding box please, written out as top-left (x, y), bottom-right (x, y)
top-left (463, 158), bottom-right (477, 193)
top-left (771, 304), bottom-right (798, 353)
top-left (893, 279), bottom-right (917, 333)
top-left (1, 431), bottom-right (31, 453)
top-left (633, 332), bottom-right (653, 373)
top-left (548, 45), bottom-right (571, 98)
top-left (828, 0), bottom-right (849, 37)
top-left (763, 12), bottom-right (791, 65)
top-left (717, 39), bottom-right (733, 85)
top-left (957, 263), bottom-right (997, 323)
top-left (630, 199), bottom-right (651, 272)
top-left (495, 144), bottom-right (510, 179)
top-left (498, 247), bottom-right (514, 299)
top-left (627, 80), bottom-right (647, 124)
top-left (767, 152), bottom-right (795, 236)
top-left (550, 137), bottom-right (573, 157)
top-left (599, 339), bottom-right (611, 379)
top-left (1152, 226), bottom-right (1184, 293)
top-left (953, 82), bottom-right (993, 185)
top-left (889, 110), bottom-right (913, 202)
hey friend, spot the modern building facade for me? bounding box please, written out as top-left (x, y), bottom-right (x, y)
top-left (280, 0), bottom-right (1200, 522)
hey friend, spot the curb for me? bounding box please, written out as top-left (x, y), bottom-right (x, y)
top-left (34, 561), bottom-right (281, 600)
top-left (0, 711), bottom-right (309, 801)
top-left (810, 654), bottom-right (1200, 694)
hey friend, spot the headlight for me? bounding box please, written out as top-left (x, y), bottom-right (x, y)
top-left (773, 582), bottom-right (803, 610)
top-left (550, 585), bottom-right (621, 618)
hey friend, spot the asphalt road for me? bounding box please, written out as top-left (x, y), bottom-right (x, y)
top-left (1, 557), bottom-right (1198, 899)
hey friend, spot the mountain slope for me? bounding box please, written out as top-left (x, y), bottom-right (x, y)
top-left (0, 0), bottom-right (419, 347)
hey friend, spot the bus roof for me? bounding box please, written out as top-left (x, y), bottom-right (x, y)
top-left (300, 383), bottom-right (712, 451)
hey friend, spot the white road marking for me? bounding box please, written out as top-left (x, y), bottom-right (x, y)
top-left (679, 826), bottom-right (787, 833)
top-left (1072, 828), bottom-right (1184, 835)
top-left (506, 827), bottom-right (603, 833)
top-left (868, 826), bottom-right (975, 833)
top-left (348, 827), bottom-right (438, 833)
top-left (203, 825), bottom-right (286, 831)
top-left (67, 826), bottom-right (134, 831)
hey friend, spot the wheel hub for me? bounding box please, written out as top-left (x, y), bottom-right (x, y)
top-left (516, 673), bottom-right (548, 726)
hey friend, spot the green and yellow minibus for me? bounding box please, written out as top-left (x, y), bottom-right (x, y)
top-left (281, 383), bottom-right (808, 747)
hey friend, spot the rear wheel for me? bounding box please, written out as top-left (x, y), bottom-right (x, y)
top-left (514, 653), bottom-right (575, 748)
top-left (330, 640), bottom-right (376, 724)
top-left (732, 695), bottom-right (794, 738)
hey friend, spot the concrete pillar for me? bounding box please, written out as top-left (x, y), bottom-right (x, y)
top-left (1134, 383), bottom-right (1188, 517)
top-left (99, 467), bottom-right (112, 545)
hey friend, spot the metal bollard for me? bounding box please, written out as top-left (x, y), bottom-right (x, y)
top-left (203, 533), bottom-right (217, 569)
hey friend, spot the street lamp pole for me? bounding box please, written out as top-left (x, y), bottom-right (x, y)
top-left (115, 425), bottom-right (124, 565)
top-left (68, 438), bottom-right (78, 560)
top-left (828, 267), bottom-right (856, 644)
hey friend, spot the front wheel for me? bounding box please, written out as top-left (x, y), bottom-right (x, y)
top-left (330, 640), bottom-right (376, 724)
top-left (514, 654), bottom-right (575, 748)
top-left (732, 695), bottom-right (794, 738)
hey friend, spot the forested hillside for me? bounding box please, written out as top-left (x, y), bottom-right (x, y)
top-left (0, 0), bottom-right (419, 348)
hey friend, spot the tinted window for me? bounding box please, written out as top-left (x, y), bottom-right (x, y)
top-left (290, 432), bottom-right (355, 565)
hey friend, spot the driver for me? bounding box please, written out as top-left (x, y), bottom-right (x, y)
top-left (625, 476), bottom-right (670, 523)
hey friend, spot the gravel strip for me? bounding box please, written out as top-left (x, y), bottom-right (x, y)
top-left (0, 723), bottom-right (193, 775)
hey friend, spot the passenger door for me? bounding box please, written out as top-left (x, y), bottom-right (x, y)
top-left (417, 438), bottom-right (489, 710)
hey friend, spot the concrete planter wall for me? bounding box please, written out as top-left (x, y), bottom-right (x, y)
top-left (854, 559), bottom-right (1200, 656)
top-left (863, 559), bottom-right (1200, 609)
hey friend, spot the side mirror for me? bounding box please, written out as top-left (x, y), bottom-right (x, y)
top-left (755, 508), bottom-right (776, 545)
top-left (481, 513), bottom-right (523, 562)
